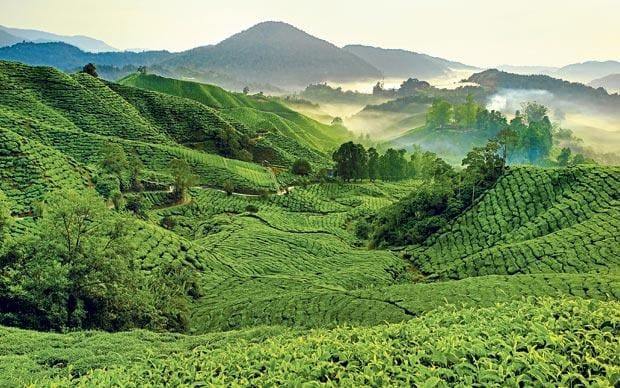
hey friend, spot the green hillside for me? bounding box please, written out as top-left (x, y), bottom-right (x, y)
top-left (0, 61), bottom-right (332, 196)
top-left (3, 298), bottom-right (618, 386)
top-left (118, 73), bottom-right (350, 157)
top-left (409, 166), bottom-right (620, 279)
top-left (0, 63), bottom-right (619, 386)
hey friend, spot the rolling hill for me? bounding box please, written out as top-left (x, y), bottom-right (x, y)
top-left (589, 73), bottom-right (620, 93)
top-left (556, 60), bottom-right (620, 83)
top-left (343, 44), bottom-right (477, 79)
top-left (0, 29), bottom-right (22, 47)
top-left (468, 69), bottom-right (620, 115)
top-left (0, 37), bottom-right (619, 388)
top-left (0, 61), bottom-right (312, 202)
top-left (161, 21), bottom-right (382, 88)
top-left (409, 166), bottom-right (620, 279)
top-left (0, 24), bottom-right (117, 52)
top-left (0, 42), bottom-right (172, 73)
top-left (3, 297), bottom-right (618, 386)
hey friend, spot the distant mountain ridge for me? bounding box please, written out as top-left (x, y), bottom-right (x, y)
top-left (161, 21), bottom-right (382, 88)
top-left (0, 42), bottom-right (172, 72)
top-left (556, 60), bottom-right (620, 83)
top-left (589, 74), bottom-right (620, 93)
top-left (0, 29), bottom-right (23, 47)
top-left (343, 44), bottom-right (477, 79)
top-left (495, 61), bottom-right (620, 84)
top-left (467, 69), bottom-right (620, 115)
top-left (0, 25), bottom-right (117, 52)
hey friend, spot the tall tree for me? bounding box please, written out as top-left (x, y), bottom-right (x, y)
top-left (170, 159), bottom-right (197, 203)
top-left (426, 99), bottom-right (453, 129)
top-left (461, 140), bottom-right (505, 203)
top-left (82, 63), bottom-right (98, 78)
top-left (557, 147), bottom-right (572, 166)
top-left (454, 94), bottom-right (479, 127)
top-left (496, 127), bottom-right (518, 162)
top-left (522, 102), bottom-right (549, 124)
top-left (367, 147), bottom-right (379, 182)
top-left (379, 148), bottom-right (407, 181)
top-left (332, 142), bottom-right (368, 182)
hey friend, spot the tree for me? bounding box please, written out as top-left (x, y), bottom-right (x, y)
top-left (82, 63), bottom-right (98, 78)
top-left (127, 152), bottom-right (144, 192)
top-left (124, 194), bottom-right (150, 219)
top-left (522, 102), bottom-right (549, 124)
top-left (367, 147), bottom-right (379, 182)
top-left (496, 127), bottom-right (518, 162)
top-left (454, 94), bottom-right (479, 127)
top-left (0, 190), bottom-right (197, 332)
top-left (170, 159), bottom-right (197, 203)
top-left (426, 99), bottom-right (453, 129)
top-left (243, 86), bottom-right (250, 95)
top-left (101, 143), bottom-right (128, 177)
top-left (461, 140), bottom-right (505, 203)
top-left (372, 81), bottom-right (385, 96)
top-left (571, 154), bottom-right (588, 165)
top-left (331, 117), bottom-right (344, 126)
top-left (137, 66), bottom-right (148, 74)
top-left (522, 116), bottom-right (553, 163)
top-left (332, 142), bottom-right (368, 182)
top-left (292, 159), bottom-right (312, 176)
top-left (379, 148), bottom-right (408, 181)
top-left (3, 190), bottom-right (143, 329)
top-left (557, 147), bottom-right (572, 166)
top-left (222, 180), bottom-right (234, 196)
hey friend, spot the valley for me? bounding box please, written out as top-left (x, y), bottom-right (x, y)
top-left (0, 7), bottom-right (619, 386)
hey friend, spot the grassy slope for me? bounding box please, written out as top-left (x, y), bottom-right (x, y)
top-left (0, 127), bottom-right (90, 215)
top-left (410, 166), bottom-right (620, 279)
top-left (1, 64), bottom-right (618, 384)
top-left (118, 73), bottom-right (350, 159)
top-left (0, 61), bottom-right (279, 195)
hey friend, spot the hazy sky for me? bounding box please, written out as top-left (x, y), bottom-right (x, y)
top-left (1, 0), bottom-right (618, 67)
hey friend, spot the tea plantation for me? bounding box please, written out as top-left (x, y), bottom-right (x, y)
top-left (0, 61), bottom-right (618, 386)
top-left (2, 298), bottom-right (618, 386)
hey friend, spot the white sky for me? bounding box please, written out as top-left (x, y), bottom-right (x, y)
top-left (1, 0), bottom-right (619, 67)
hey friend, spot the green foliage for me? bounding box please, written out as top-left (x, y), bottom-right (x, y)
top-left (2, 298), bottom-right (618, 386)
top-left (0, 190), bottom-right (12, 247)
top-left (410, 166), bottom-right (620, 279)
top-left (557, 147), bottom-right (572, 166)
top-left (222, 179), bottom-right (235, 195)
top-left (169, 158), bottom-right (197, 203)
top-left (0, 190), bottom-right (190, 331)
top-left (378, 148), bottom-right (408, 181)
top-left (332, 141), bottom-right (368, 181)
top-left (426, 99), bottom-right (453, 128)
top-left (371, 182), bottom-right (456, 247)
top-left (291, 159), bottom-right (312, 176)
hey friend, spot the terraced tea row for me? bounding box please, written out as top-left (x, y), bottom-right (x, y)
top-left (4, 298), bottom-right (617, 386)
top-left (410, 166), bottom-right (620, 279)
top-left (191, 272), bottom-right (619, 332)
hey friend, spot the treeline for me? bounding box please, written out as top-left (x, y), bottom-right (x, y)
top-left (372, 78), bottom-right (431, 99)
top-left (0, 145), bottom-right (202, 333)
top-left (426, 98), bottom-right (574, 165)
top-left (332, 142), bottom-right (451, 182)
top-left (354, 140), bottom-right (507, 248)
top-left (0, 189), bottom-right (198, 332)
